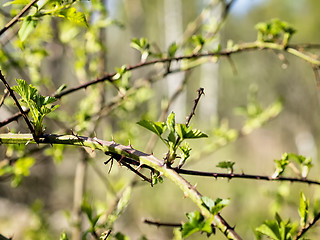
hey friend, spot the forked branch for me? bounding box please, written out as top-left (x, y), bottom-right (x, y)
top-left (0, 133), bottom-right (242, 240)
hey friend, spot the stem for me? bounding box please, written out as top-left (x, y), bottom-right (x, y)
top-left (72, 150), bottom-right (88, 240)
top-left (0, 0), bottom-right (39, 36)
top-left (0, 70), bottom-right (35, 136)
top-left (2, 40), bottom-right (320, 128)
top-left (175, 168), bottom-right (320, 186)
top-left (0, 133), bottom-right (242, 240)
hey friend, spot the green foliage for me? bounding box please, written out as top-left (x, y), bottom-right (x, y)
top-left (19, 15), bottom-right (38, 42)
top-left (235, 85), bottom-right (283, 134)
top-left (272, 153), bottom-right (313, 178)
top-left (201, 196), bottom-right (230, 216)
top-left (299, 192), bottom-right (309, 228)
top-left (130, 38), bottom-right (150, 62)
top-left (59, 232), bottom-right (69, 240)
top-left (256, 213), bottom-right (298, 240)
top-left (5, 0), bottom-right (88, 42)
top-left (12, 79), bottom-right (59, 136)
top-left (138, 112), bottom-right (207, 165)
top-left (181, 211), bottom-right (214, 238)
top-left (255, 18), bottom-right (296, 45)
top-left (216, 161), bottom-right (235, 173)
top-left (168, 42), bottom-right (178, 57)
top-left (25, 200), bottom-right (54, 240)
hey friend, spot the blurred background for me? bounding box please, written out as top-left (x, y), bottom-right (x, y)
top-left (1, 0), bottom-right (320, 239)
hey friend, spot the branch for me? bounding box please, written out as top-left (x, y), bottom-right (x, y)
top-left (2, 40), bottom-right (320, 128)
top-left (143, 218), bottom-right (182, 228)
top-left (0, 70), bottom-right (35, 136)
top-left (294, 211), bottom-right (320, 240)
top-left (175, 168), bottom-right (320, 186)
top-left (0, 0), bottom-right (39, 36)
top-left (0, 133), bottom-right (242, 240)
top-left (185, 87), bottom-right (205, 126)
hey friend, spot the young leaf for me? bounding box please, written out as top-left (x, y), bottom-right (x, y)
top-left (178, 142), bottom-right (192, 168)
top-left (181, 211), bottom-right (213, 238)
top-left (19, 15), bottom-right (38, 42)
top-left (167, 112), bottom-right (176, 144)
top-left (256, 213), bottom-right (297, 240)
top-left (176, 124), bottom-right (208, 140)
top-left (201, 196), bottom-right (230, 216)
top-left (59, 8), bottom-right (88, 27)
top-left (272, 153), bottom-right (290, 178)
top-left (59, 232), bottom-right (69, 240)
top-left (216, 161), bottom-right (235, 173)
top-left (3, 0), bottom-right (30, 7)
top-left (137, 120), bottom-right (166, 137)
top-left (168, 42), bottom-right (178, 57)
top-left (298, 192), bottom-right (309, 227)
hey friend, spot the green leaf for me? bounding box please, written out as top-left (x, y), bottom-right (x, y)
top-left (19, 15), bottom-right (38, 42)
top-left (216, 161), bottom-right (235, 173)
top-left (59, 8), bottom-right (88, 27)
top-left (299, 192), bottom-right (309, 227)
top-left (3, 0), bottom-right (30, 7)
top-left (168, 42), bottom-right (178, 57)
top-left (114, 232), bottom-right (129, 240)
top-left (175, 124), bottom-right (208, 140)
top-left (256, 221), bottom-right (281, 240)
top-left (178, 142), bottom-right (192, 168)
top-left (272, 153), bottom-right (290, 178)
top-left (60, 231), bottom-right (69, 240)
top-left (201, 196), bottom-right (230, 216)
top-left (256, 213), bottom-right (297, 240)
top-left (166, 112), bottom-right (176, 144)
top-left (137, 120), bottom-right (167, 137)
top-left (181, 211), bottom-right (213, 238)
top-left (54, 84), bottom-right (67, 95)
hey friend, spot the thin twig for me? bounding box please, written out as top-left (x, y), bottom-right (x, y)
top-left (294, 211), bottom-right (320, 240)
top-left (175, 168), bottom-right (320, 185)
top-left (0, 70), bottom-right (35, 136)
top-left (3, 40), bottom-right (320, 128)
top-left (0, 0), bottom-right (39, 36)
top-left (0, 89), bottom-right (9, 107)
top-left (185, 87), bottom-right (205, 126)
top-left (143, 218), bottom-right (182, 228)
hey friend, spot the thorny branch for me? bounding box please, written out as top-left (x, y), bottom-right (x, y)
top-left (175, 168), bottom-right (320, 186)
top-left (185, 87), bottom-right (205, 126)
top-left (2, 41), bottom-right (320, 128)
top-left (0, 133), bottom-right (242, 240)
top-left (143, 218), bottom-right (182, 228)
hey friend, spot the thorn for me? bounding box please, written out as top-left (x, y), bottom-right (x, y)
top-left (93, 137), bottom-right (103, 146)
top-left (111, 136), bottom-right (115, 143)
top-left (129, 140), bottom-right (134, 149)
top-left (183, 192), bottom-right (188, 199)
top-left (135, 164), bottom-right (143, 171)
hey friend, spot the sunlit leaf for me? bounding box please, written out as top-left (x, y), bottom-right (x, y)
top-left (19, 15), bottom-right (38, 42)
top-left (298, 192), bottom-right (309, 227)
top-left (176, 124), bottom-right (208, 140)
top-left (137, 120), bottom-right (166, 137)
top-left (201, 196), bottom-right (230, 216)
top-left (181, 211), bottom-right (213, 238)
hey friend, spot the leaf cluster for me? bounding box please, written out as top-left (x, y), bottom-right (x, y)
top-left (12, 79), bottom-right (59, 136)
top-left (4, 0), bottom-right (88, 42)
top-left (137, 112), bottom-right (207, 165)
top-left (255, 18), bottom-right (296, 46)
top-left (272, 153), bottom-right (313, 179)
